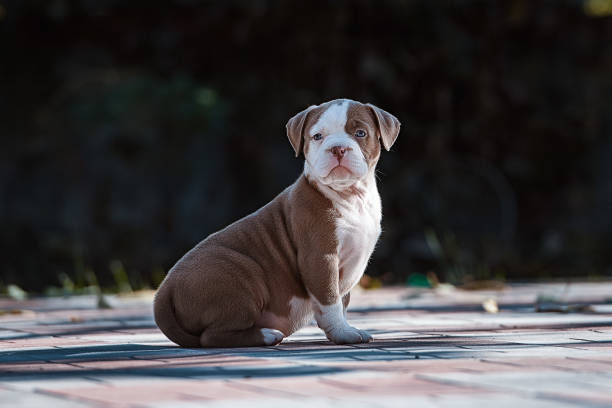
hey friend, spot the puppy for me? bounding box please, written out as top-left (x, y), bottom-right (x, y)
top-left (154, 99), bottom-right (400, 347)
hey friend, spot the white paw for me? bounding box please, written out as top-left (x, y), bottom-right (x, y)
top-left (327, 326), bottom-right (373, 345)
top-left (260, 328), bottom-right (284, 345)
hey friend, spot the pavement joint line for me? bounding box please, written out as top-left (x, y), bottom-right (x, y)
top-left (457, 368), bottom-right (483, 374)
top-left (565, 357), bottom-right (612, 366)
top-left (81, 376), bottom-right (109, 384)
top-left (482, 358), bottom-right (572, 371)
top-left (555, 345), bottom-right (596, 351)
top-left (224, 378), bottom-right (305, 398)
top-left (414, 373), bottom-right (497, 392)
top-left (569, 338), bottom-right (601, 342)
top-left (32, 387), bottom-right (105, 408)
top-left (534, 391), bottom-right (611, 408)
top-left (174, 391), bottom-right (213, 403)
top-left (543, 365), bottom-right (589, 373)
top-left (319, 376), bottom-right (374, 392)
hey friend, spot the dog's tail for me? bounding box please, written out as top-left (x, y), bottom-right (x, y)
top-left (153, 284), bottom-right (201, 348)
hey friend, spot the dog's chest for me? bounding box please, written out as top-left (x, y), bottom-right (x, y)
top-left (334, 191), bottom-right (382, 295)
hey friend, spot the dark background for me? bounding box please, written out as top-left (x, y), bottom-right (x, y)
top-left (1, 0), bottom-right (612, 293)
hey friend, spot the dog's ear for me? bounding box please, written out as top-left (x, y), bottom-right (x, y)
top-left (367, 104), bottom-right (401, 151)
top-left (286, 105), bottom-right (315, 158)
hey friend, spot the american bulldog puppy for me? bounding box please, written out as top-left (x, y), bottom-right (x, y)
top-left (154, 98), bottom-right (400, 347)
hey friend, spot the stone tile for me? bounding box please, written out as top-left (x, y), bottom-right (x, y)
top-left (43, 380), bottom-right (211, 406)
top-left (0, 387), bottom-right (91, 408)
top-left (321, 372), bottom-right (484, 395)
top-left (481, 357), bottom-right (612, 373)
top-left (420, 370), bottom-right (612, 404)
top-left (0, 337), bottom-right (104, 350)
top-left (159, 355), bottom-right (283, 367)
top-left (472, 332), bottom-right (602, 345)
top-left (205, 380), bottom-right (578, 408)
top-left (564, 356), bottom-right (612, 366)
top-left (2, 378), bottom-right (106, 393)
top-left (0, 330), bottom-right (27, 340)
top-left (74, 332), bottom-right (170, 344)
top-left (460, 344), bottom-right (608, 359)
top-left (0, 362), bottom-right (83, 375)
top-left (71, 358), bottom-right (166, 370)
top-left (148, 395), bottom-right (430, 408)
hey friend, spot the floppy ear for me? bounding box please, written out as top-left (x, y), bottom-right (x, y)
top-left (286, 105), bottom-right (315, 157)
top-left (367, 104), bottom-right (401, 151)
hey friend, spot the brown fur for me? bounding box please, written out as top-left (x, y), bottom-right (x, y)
top-left (287, 104), bottom-right (325, 158)
top-left (154, 175), bottom-right (338, 347)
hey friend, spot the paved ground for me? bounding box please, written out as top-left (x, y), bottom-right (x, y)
top-left (1, 282), bottom-right (611, 408)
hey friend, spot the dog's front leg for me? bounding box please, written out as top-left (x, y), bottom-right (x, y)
top-left (300, 254), bottom-right (372, 344)
top-left (315, 299), bottom-right (372, 344)
top-left (342, 292), bottom-right (350, 318)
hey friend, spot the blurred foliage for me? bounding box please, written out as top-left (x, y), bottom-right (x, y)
top-left (1, 0), bottom-right (612, 292)
top-left (584, 0), bottom-right (612, 16)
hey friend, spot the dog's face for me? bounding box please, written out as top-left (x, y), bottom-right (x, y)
top-left (287, 99), bottom-right (400, 189)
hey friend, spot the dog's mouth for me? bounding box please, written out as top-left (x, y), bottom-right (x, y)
top-left (307, 153), bottom-right (369, 189)
top-left (331, 164), bottom-right (352, 173)
top-left (325, 165), bottom-right (354, 179)
top-left (314, 163), bottom-right (366, 190)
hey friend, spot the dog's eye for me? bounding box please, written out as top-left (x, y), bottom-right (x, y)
top-left (313, 133), bottom-right (323, 141)
top-left (355, 129), bottom-right (366, 138)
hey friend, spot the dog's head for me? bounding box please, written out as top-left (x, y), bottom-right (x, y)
top-left (286, 99), bottom-right (400, 190)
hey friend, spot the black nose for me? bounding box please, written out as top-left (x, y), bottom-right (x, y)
top-left (331, 146), bottom-right (346, 159)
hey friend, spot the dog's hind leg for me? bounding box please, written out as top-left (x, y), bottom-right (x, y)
top-left (199, 327), bottom-right (284, 348)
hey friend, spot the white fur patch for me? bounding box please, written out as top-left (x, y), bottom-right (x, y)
top-left (315, 301), bottom-right (347, 333)
top-left (288, 296), bottom-right (314, 334)
top-left (309, 100), bottom-right (350, 138)
top-left (312, 171), bottom-right (382, 297)
top-left (260, 328), bottom-right (284, 345)
top-left (334, 173), bottom-right (382, 295)
top-left (314, 300), bottom-right (372, 344)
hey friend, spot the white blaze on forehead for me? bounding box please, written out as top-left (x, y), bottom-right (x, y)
top-left (303, 98), bottom-right (368, 190)
top-left (310, 100), bottom-right (350, 136)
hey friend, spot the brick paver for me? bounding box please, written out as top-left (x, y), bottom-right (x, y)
top-left (1, 283), bottom-right (611, 407)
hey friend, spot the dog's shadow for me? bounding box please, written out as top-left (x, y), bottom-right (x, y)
top-left (0, 342), bottom-right (348, 381)
top-left (3, 332), bottom-right (609, 382)
top-left (0, 333), bottom-right (427, 381)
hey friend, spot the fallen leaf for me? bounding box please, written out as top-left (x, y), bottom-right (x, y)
top-left (0, 309), bottom-right (23, 316)
top-left (535, 302), bottom-right (595, 313)
top-left (406, 273), bottom-right (431, 288)
top-left (7, 284), bottom-right (27, 300)
top-left (359, 275), bottom-right (382, 290)
top-left (482, 298), bottom-right (499, 314)
top-left (97, 294), bottom-right (113, 309)
top-left (434, 283), bottom-right (456, 295)
top-left (0, 309), bottom-right (35, 317)
top-left (461, 280), bottom-right (505, 291)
